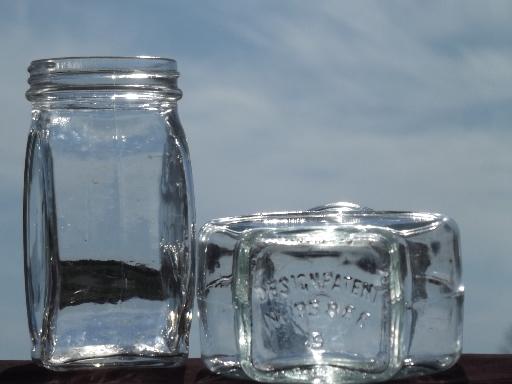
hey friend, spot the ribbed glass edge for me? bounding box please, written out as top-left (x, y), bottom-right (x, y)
top-left (28, 56), bottom-right (178, 76)
top-left (26, 56), bottom-right (181, 103)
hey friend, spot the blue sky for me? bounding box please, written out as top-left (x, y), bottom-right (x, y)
top-left (0, 1), bottom-right (511, 358)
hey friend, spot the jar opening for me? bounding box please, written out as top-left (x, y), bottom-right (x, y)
top-left (26, 56), bottom-right (182, 105)
top-left (207, 210), bottom-right (444, 236)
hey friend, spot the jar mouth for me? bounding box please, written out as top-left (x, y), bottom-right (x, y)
top-left (27, 56), bottom-right (182, 104)
top-left (28, 56), bottom-right (178, 75)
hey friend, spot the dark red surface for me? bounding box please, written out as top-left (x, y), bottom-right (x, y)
top-left (0, 356), bottom-right (511, 383)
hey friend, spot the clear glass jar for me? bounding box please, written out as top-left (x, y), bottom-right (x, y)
top-left (197, 205), bottom-right (463, 383)
top-left (24, 57), bottom-right (195, 370)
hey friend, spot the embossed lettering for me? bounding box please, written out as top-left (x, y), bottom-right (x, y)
top-left (258, 271), bottom-right (380, 304)
top-left (278, 276), bottom-right (289, 295)
top-left (332, 273), bottom-right (343, 290)
top-left (307, 331), bottom-right (324, 349)
top-left (297, 274), bottom-right (308, 290)
top-left (323, 272), bottom-right (333, 287)
top-left (309, 272), bottom-right (321, 289)
top-left (362, 281), bottom-right (377, 302)
top-left (263, 294), bottom-right (374, 329)
top-left (356, 311), bottom-right (371, 328)
top-left (341, 304), bottom-right (354, 319)
top-left (351, 278), bottom-right (362, 295)
top-left (308, 298), bottom-right (320, 316)
top-left (294, 301), bottom-right (306, 317)
top-left (327, 300), bottom-right (338, 318)
top-left (268, 280), bottom-right (278, 299)
top-left (344, 275), bottom-right (353, 289)
top-left (265, 310), bottom-right (279, 322)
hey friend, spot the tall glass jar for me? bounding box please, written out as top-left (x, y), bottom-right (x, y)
top-left (24, 57), bottom-right (195, 370)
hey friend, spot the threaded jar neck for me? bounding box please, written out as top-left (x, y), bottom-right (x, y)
top-left (26, 56), bottom-right (182, 108)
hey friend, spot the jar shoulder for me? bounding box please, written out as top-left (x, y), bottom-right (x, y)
top-left (30, 108), bottom-right (189, 154)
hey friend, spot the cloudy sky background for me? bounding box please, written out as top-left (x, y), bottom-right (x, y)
top-left (0, 1), bottom-right (511, 358)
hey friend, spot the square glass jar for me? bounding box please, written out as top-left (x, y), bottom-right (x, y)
top-left (197, 207), bottom-right (463, 383)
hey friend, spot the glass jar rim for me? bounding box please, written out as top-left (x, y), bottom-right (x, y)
top-left (26, 56), bottom-right (182, 104)
top-left (202, 210), bottom-right (448, 238)
top-left (28, 56), bottom-right (178, 76)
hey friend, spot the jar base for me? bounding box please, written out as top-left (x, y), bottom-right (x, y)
top-left (202, 354), bottom-right (244, 378)
top-left (37, 353), bottom-right (187, 371)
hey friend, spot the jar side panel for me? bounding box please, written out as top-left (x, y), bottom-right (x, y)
top-left (400, 220), bottom-right (463, 375)
top-left (24, 121), bottom-right (59, 362)
top-left (34, 109), bottom-right (191, 368)
top-left (197, 227), bottom-right (241, 376)
top-left (160, 113), bottom-right (195, 354)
